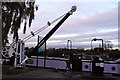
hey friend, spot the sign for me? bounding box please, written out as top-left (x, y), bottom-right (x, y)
top-left (38, 42), bottom-right (46, 52)
top-left (96, 63), bottom-right (100, 66)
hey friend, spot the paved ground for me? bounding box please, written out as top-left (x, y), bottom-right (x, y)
top-left (2, 68), bottom-right (120, 80)
top-left (2, 68), bottom-right (68, 78)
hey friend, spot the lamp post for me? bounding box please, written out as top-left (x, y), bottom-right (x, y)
top-left (67, 40), bottom-right (72, 49)
top-left (91, 38), bottom-right (104, 51)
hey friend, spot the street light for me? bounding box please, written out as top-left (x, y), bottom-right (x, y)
top-left (91, 38), bottom-right (104, 51)
top-left (67, 40), bottom-right (72, 49)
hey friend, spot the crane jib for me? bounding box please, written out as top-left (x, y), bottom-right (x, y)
top-left (33, 13), bottom-right (70, 52)
top-left (31, 12), bottom-right (71, 55)
top-left (29, 6), bottom-right (77, 56)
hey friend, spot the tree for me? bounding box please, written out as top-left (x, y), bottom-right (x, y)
top-left (104, 41), bottom-right (113, 50)
top-left (2, 2), bottom-right (38, 46)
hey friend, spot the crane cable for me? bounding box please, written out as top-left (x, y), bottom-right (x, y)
top-left (10, 13), bottom-right (66, 47)
top-left (22, 13), bottom-right (67, 42)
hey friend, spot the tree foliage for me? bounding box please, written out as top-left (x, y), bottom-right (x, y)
top-left (2, 2), bottom-right (38, 46)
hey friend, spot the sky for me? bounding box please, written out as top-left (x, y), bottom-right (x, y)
top-left (8, 0), bottom-right (119, 49)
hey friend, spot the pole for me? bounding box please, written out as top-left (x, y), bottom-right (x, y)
top-left (67, 40), bottom-right (72, 49)
top-left (44, 42), bottom-right (46, 68)
top-left (37, 35), bottom-right (39, 68)
top-left (102, 39), bottom-right (103, 50)
top-left (91, 40), bottom-right (94, 50)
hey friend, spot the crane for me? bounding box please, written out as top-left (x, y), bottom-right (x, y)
top-left (2, 6), bottom-right (77, 68)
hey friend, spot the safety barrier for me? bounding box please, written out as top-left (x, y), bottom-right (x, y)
top-left (82, 60), bottom-right (92, 72)
top-left (25, 56), bottom-right (120, 74)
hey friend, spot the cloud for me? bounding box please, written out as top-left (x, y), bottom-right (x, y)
top-left (54, 7), bottom-right (117, 35)
top-left (49, 30), bottom-right (118, 41)
top-left (45, 30), bottom-right (118, 49)
top-left (36, 0), bottom-right (119, 2)
top-left (8, 2), bottom-right (118, 49)
top-left (24, 30), bottom-right (118, 48)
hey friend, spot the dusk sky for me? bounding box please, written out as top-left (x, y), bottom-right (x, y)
top-left (8, 0), bottom-right (119, 49)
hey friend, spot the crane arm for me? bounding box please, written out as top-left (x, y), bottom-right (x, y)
top-left (28, 6), bottom-right (77, 57)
